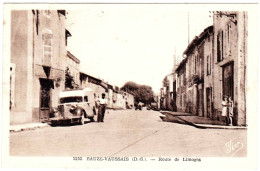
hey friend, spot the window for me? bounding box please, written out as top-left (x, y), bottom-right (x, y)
top-left (180, 94), bottom-right (182, 106)
top-left (227, 24), bottom-right (232, 56)
top-left (42, 32), bottom-right (53, 65)
top-left (10, 63), bottom-right (16, 110)
top-left (60, 96), bottom-right (83, 103)
top-left (217, 30), bottom-right (224, 62)
top-left (84, 96), bottom-right (88, 102)
top-left (207, 55), bottom-right (211, 75)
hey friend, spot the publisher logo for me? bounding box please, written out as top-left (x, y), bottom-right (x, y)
top-left (224, 139), bottom-right (244, 155)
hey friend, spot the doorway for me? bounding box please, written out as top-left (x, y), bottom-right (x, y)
top-left (39, 78), bottom-right (53, 122)
top-left (206, 87), bottom-right (212, 118)
top-left (222, 63), bottom-right (234, 100)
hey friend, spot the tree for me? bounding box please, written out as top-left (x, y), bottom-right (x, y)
top-left (121, 81), bottom-right (154, 105)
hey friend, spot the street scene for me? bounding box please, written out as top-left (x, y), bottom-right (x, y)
top-left (5, 4), bottom-right (252, 165)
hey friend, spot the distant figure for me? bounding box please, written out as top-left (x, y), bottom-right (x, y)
top-left (228, 97), bottom-right (234, 126)
top-left (97, 93), bottom-right (107, 122)
top-left (222, 95), bottom-right (229, 126)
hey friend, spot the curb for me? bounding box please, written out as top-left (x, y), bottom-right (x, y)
top-left (161, 111), bottom-right (247, 130)
top-left (10, 123), bottom-right (50, 133)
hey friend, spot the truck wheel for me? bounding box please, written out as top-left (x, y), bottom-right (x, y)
top-left (51, 121), bottom-right (57, 127)
top-left (80, 112), bottom-right (85, 125)
top-left (90, 117), bottom-right (95, 122)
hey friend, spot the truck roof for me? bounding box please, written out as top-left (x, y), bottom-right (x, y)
top-left (59, 88), bottom-right (93, 98)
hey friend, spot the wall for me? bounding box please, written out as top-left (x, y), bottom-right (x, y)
top-left (10, 11), bottom-right (33, 124)
top-left (10, 10), bottom-right (67, 124)
top-left (66, 52), bottom-right (80, 86)
top-left (213, 12), bottom-right (247, 126)
top-left (32, 10), bottom-right (66, 122)
top-left (176, 64), bottom-right (186, 112)
top-left (203, 33), bottom-right (214, 119)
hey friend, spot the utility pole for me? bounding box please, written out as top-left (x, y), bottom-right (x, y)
top-left (188, 12), bottom-right (190, 44)
top-left (173, 46), bottom-right (176, 73)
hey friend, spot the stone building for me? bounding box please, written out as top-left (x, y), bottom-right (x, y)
top-left (174, 11), bottom-right (247, 126)
top-left (79, 72), bottom-right (108, 100)
top-left (65, 51), bottom-right (80, 89)
top-left (10, 10), bottom-right (69, 124)
top-left (122, 91), bottom-right (134, 109)
top-left (212, 11), bottom-right (247, 126)
top-left (161, 73), bottom-right (176, 111)
top-left (175, 58), bottom-right (187, 112)
top-left (182, 26), bottom-right (213, 116)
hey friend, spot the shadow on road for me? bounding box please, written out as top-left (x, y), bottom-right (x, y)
top-left (160, 113), bottom-right (208, 129)
top-left (49, 120), bottom-right (93, 127)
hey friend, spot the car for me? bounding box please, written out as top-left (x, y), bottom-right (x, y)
top-left (50, 88), bottom-right (96, 126)
top-left (135, 105), bottom-right (142, 110)
top-left (151, 102), bottom-right (159, 111)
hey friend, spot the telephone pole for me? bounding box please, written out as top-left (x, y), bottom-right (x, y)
top-left (188, 12), bottom-right (190, 44)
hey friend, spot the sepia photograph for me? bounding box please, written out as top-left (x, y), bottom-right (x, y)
top-left (1, 2), bottom-right (259, 170)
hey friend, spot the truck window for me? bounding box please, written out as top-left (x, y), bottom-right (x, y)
top-left (84, 96), bottom-right (88, 102)
top-left (60, 96), bottom-right (83, 103)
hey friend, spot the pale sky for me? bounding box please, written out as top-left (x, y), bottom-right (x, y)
top-left (66, 4), bottom-right (212, 93)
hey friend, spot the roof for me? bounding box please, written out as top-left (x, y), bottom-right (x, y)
top-left (175, 57), bottom-right (187, 72)
top-left (183, 25), bottom-right (213, 55)
top-left (175, 25), bottom-right (213, 72)
top-left (59, 88), bottom-right (93, 98)
top-left (80, 72), bottom-right (101, 82)
top-left (67, 51), bottom-right (80, 64)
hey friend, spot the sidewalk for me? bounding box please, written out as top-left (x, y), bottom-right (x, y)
top-left (160, 111), bottom-right (247, 129)
top-left (10, 122), bottom-right (49, 133)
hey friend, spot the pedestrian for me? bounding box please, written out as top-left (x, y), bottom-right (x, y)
top-left (222, 95), bottom-right (229, 126)
top-left (97, 93), bottom-right (107, 122)
top-left (228, 97), bottom-right (234, 126)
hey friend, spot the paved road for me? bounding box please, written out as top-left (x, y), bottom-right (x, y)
top-left (10, 109), bottom-right (247, 157)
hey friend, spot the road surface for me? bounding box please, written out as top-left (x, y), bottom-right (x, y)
top-left (10, 109), bottom-right (247, 157)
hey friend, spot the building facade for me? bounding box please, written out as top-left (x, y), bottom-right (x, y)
top-left (122, 91), bottom-right (134, 109)
top-left (182, 26), bottom-right (213, 116)
top-left (161, 73), bottom-right (176, 111)
top-left (65, 51), bottom-right (80, 89)
top-left (212, 12), bottom-right (247, 126)
top-left (80, 72), bottom-right (108, 100)
top-left (176, 59), bottom-right (187, 112)
top-left (173, 11), bottom-right (247, 126)
top-left (10, 10), bottom-right (68, 124)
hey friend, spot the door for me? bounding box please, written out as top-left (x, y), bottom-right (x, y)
top-left (40, 78), bottom-right (53, 122)
top-left (222, 63), bottom-right (234, 100)
top-left (84, 95), bottom-right (94, 117)
top-left (206, 87), bottom-right (212, 118)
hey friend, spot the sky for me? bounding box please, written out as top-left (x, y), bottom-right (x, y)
top-left (66, 4), bottom-right (212, 93)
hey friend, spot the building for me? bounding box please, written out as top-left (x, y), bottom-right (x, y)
top-left (182, 26), bottom-right (214, 116)
top-left (122, 91), bottom-right (134, 109)
top-left (10, 10), bottom-right (69, 124)
top-left (100, 82), bottom-right (114, 108)
top-left (174, 11), bottom-right (247, 126)
top-left (175, 58), bottom-right (187, 112)
top-left (161, 73), bottom-right (176, 111)
top-left (65, 51), bottom-right (80, 89)
top-left (212, 11), bottom-right (247, 126)
top-left (80, 72), bottom-right (108, 100)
